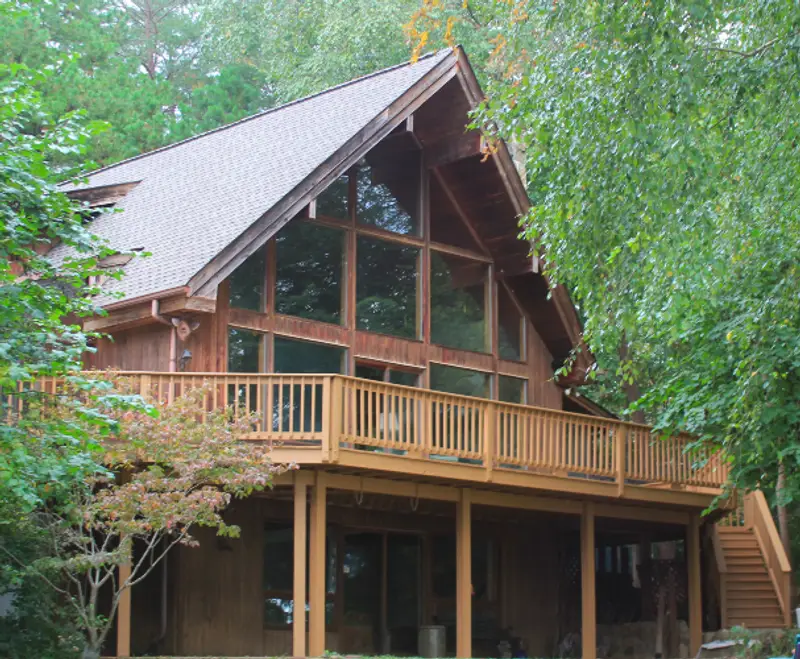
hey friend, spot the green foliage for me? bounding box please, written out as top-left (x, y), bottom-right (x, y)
top-left (0, 56), bottom-right (119, 510)
top-left (414, 0), bottom-right (800, 502)
top-left (7, 380), bottom-right (285, 654)
top-left (0, 502), bottom-right (84, 659)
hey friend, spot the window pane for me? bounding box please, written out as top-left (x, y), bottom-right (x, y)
top-left (228, 327), bottom-right (262, 372)
top-left (275, 221), bottom-right (344, 325)
top-left (429, 363), bottom-right (490, 398)
top-left (356, 236), bottom-right (419, 339)
top-left (316, 174), bottom-right (349, 220)
top-left (228, 249), bottom-right (265, 311)
top-left (432, 534), bottom-right (456, 597)
top-left (264, 524), bottom-right (293, 592)
top-left (356, 152), bottom-right (419, 235)
top-left (389, 369), bottom-right (419, 387)
top-left (273, 337), bottom-right (345, 374)
top-left (499, 375), bottom-right (526, 404)
top-left (430, 251), bottom-right (487, 353)
top-left (498, 286), bottom-right (524, 361)
top-left (343, 533), bottom-right (381, 626)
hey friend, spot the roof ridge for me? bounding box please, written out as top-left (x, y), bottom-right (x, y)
top-left (65, 49), bottom-right (451, 185)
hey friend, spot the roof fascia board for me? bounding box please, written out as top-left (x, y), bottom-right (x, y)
top-left (189, 52), bottom-right (459, 299)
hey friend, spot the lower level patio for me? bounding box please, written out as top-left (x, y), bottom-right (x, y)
top-left (116, 470), bottom-right (707, 659)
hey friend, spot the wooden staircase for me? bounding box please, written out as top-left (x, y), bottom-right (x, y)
top-left (712, 492), bottom-right (792, 629)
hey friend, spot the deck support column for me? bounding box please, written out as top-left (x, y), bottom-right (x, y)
top-left (456, 489), bottom-right (472, 658)
top-left (309, 472), bottom-right (327, 657)
top-left (116, 562), bottom-right (131, 657)
top-left (581, 502), bottom-right (596, 659)
top-left (687, 514), bottom-right (702, 657)
top-left (293, 474), bottom-right (310, 657)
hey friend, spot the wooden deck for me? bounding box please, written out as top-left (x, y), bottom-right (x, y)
top-left (40, 371), bottom-right (729, 508)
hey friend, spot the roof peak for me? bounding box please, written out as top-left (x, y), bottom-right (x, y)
top-left (64, 49), bottom-right (453, 186)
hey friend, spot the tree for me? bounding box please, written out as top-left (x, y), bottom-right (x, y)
top-left (4, 380), bottom-right (287, 657)
top-left (410, 1), bottom-right (800, 502)
top-left (0, 57), bottom-right (120, 509)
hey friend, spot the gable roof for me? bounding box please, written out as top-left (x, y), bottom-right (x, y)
top-left (55, 50), bottom-right (453, 304)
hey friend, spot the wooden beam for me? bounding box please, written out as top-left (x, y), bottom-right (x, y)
top-left (425, 131), bottom-right (482, 168)
top-left (456, 489), bottom-right (472, 658)
top-left (594, 502), bottom-right (689, 526)
top-left (581, 502), bottom-right (596, 659)
top-left (116, 562), bottom-right (132, 657)
top-left (293, 473), bottom-right (310, 657)
top-left (325, 472), bottom-right (460, 502)
top-left (476, 489), bottom-right (581, 515)
top-left (308, 472), bottom-right (327, 656)
top-left (687, 515), bottom-right (703, 657)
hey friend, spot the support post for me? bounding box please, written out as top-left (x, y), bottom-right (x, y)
top-left (293, 474), bottom-right (310, 657)
top-left (309, 472), bottom-right (327, 657)
top-left (581, 502), bottom-right (596, 659)
top-left (116, 562), bottom-right (132, 657)
top-left (456, 489), bottom-right (472, 658)
top-left (687, 514), bottom-right (702, 657)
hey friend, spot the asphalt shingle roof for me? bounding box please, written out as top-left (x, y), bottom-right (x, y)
top-left (54, 51), bottom-right (450, 304)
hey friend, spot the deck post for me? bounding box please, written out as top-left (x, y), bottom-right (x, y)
top-left (456, 488), bottom-right (472, 658)
top-left (116, 562), bottom-right (132, 657)
top-left (309, 472), bottom-right (327, 657)
top-left (581, 502), bottom-right (596, 659)
top-left (687, 514), bottom-right (702, 657)
top-left (293, 473), bottom-right (310, 657)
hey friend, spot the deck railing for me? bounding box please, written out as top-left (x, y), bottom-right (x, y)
top-left (10, 372), bottom-right (729, 490)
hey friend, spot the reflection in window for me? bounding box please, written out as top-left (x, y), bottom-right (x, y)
top-left (228, 327), bottom-right (262, 372)
top-left (263, 524), bottom-right (336, 627)
top-left (228, 249), bottom-right (265, 311)
top-left (430, 251), bottom-right (487, 353)
top-left (498, 286), bottom-right (524, 361)
top-left (275, 221), bottom-right (344, 325)
top-left (356, 154), bottom-right (419, 235)
top-left (499, 375), bottom-right (526, 404)
top-left (429, 363), bottom-right (490, 398)
top-left (390, 369), bottom-right (419, 387)
top-left (264, 524), bottom-right (293, 626)
top-left (273, 337), bottom-right (345, 374)
top-left (316, 174), bottom-right (349, 220)
top-left (273, 338), bottom-right (345, 432)
top-left (432, 534), bottom-right (455, 597)
top-left (356, 237), bottom-right (419, 339)
top-left (343, 533), bottom-right (381, 627)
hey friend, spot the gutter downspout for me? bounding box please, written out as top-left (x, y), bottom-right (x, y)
top-left (149, 300), bottom-right (175, 650)
top-left (150, 299), bottom-right (177, 373)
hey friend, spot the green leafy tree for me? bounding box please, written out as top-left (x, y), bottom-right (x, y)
top-left (411, 1), bottom-right (800, 504)
top-left (3, 381), bottom-right (286, 657)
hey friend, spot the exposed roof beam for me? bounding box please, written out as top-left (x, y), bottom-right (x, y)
top-left (424, 131), bottom-right (482, 169)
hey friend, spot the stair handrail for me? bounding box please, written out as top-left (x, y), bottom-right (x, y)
top-left (748, 490), bottom-right (792, 627)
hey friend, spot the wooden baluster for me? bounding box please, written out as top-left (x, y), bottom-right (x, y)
top-left (299, 380), bottom-right (306, 434)
top-left (485, 403), bottom-right (495, 480)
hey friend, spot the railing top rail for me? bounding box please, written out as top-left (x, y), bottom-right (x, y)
top-left (750, 491), bottom-right (791, 573)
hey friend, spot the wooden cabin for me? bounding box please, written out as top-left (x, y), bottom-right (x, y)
top-left (57, 48), bottom-right (791, 658)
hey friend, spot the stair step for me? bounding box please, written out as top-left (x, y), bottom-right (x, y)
top-left (727, 591), bottom-right (779, 601)
top-left (728, 566), bottom-right (769, 574)
top-left (722, 540), bottom-right (760, 546)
